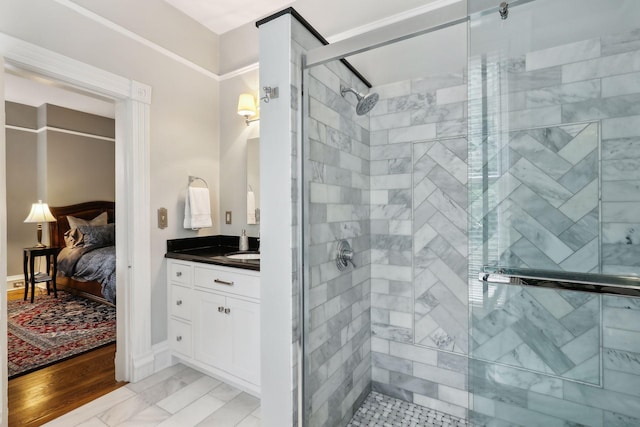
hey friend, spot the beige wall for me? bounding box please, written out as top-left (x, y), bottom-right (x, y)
top-left (4, 102), bottom-right (116, 277)
top-left (5, 126), bottom-right (37, 278)
top-left (6, 101), bottom-right (38, 278)
top-left (0, 0), bottom-right (221, 344)
top-left (220, 22), bottom-right (259, 74)
top-left (45, 132), bottom-right (115, 206)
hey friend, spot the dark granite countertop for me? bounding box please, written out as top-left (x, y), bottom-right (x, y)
top-left (165, 235), bottom-right (260, 272)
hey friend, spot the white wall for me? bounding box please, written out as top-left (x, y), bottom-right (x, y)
top-left (0, 0), bottom-right (220, 345)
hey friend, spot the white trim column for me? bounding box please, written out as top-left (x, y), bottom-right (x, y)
top-left (0, 55), bottom-right (9, 427)
top-left (259, 15), bottom-right (295, 427)
top-left (118, 81), bottom-right (154, 381)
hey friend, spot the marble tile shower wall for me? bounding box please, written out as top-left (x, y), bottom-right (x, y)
top-left (301, 32), bottom-right (373, 427)
top-left (467, 29), bottom-right (640, 426)
top-left (369, 73), bottom-right (471, 421)
top-left (291, 18), bottom-right (321, 426)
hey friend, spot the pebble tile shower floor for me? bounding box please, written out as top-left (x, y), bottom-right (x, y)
top-left (347, 391), bottom-right (468, 427)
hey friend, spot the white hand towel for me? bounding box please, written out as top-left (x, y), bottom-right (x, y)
top-left (247, 189), bottom-right (256, 224)
top-left (184, 186), bottom-right (212, 230)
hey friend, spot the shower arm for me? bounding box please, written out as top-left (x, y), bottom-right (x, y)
top-left (340, 87), bottom-right (362, 100)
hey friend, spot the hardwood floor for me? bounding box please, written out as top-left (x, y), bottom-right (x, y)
top-left (7, 289), bottom-right (126, 427)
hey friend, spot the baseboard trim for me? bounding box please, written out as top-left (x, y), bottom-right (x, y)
top-left (130, 350), bottom-right (156, 383)
top-left (6, 274), bottom-right (24, 292)
top-left (152, 340), bottom-right (172, 373)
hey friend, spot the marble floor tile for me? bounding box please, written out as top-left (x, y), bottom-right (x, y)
top-left (77, 418), bottom-right (109, 427)
top-left (209, 382), bottom-right (244, 402)
top-left (197, 393), bottom-right (260, 426)
top-left (156, 376), bottom-right (222, 414)
top-left (235, 415), bottom-right (261, 427)
top-left (116, 405), bottom-right (171, 427)
top-left (44, 364), bottom-right (261, 427)
top-left (157, 394), bottom-right (226, 427)
top-left (44, 387), bottom-right (137, 427)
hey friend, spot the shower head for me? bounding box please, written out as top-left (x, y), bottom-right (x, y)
top-left (499, 2), bottom-right (509, 19)
top-left (340, 86), bottom-right (379, 116)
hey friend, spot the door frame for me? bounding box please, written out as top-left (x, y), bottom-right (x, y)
top-left (0, 32), bottom-right (154, 424)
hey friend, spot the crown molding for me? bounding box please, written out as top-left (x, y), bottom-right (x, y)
top-left (326, 0), bottom-right (462, 43)
top-left (220, 62), bottom-right (259, 81)
top-left (5, 124), bottom-right (116, 141)
top-left (53, 0), bottom-right (221, 81)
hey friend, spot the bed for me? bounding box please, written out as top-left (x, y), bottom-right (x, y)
top-left (49, 201), bottom-right (116, 306)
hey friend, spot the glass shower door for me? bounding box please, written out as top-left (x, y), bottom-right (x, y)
top-left (468, 0), bottom-right (640, 425)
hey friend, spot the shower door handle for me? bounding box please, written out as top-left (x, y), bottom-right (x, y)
top-left (336, 240), bottom-right (356, 271)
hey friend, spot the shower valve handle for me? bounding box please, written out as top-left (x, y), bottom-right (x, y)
top-left (343, 249), bottom-right (356, 267)
top-left (336, 240), bottom-right (357, 271)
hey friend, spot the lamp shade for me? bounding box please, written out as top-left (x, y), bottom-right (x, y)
top-left (24, 200), bottom-right (56, 223)
top-left (237, 93), bottom-right (257, 117)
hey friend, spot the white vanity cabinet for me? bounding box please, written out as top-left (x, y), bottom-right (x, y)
top-left (167, 259), bottom-right (260, 395)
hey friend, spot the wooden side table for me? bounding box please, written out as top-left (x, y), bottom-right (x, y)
top-left (23, 246), bottom-right (60, 303)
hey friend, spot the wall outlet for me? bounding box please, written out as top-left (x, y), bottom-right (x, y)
top-left (225, 211), bottom-right (232, 224)
top-left (13, 281), bottom-right (24, 288)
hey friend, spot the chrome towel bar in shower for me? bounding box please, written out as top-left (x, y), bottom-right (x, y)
top-left (479, 268), bottom-right (640, 298)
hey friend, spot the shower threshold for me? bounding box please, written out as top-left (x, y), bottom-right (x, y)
top-left (347, 391), bottom-right (467, 427)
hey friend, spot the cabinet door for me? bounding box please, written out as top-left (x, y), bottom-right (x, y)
top-left (228, 297), bottom-right (261, 386)
top-left (194, 291), bottom-right (231, 369)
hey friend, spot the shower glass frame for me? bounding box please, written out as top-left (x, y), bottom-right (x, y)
top-left (299, 3), bottom-right (470, 425)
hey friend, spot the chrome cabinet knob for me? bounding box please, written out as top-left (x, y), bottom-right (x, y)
top-left (218, 306), bottom-right (224, 312)
top-left (176, 271), bottom-right (182, 277)
top-left (176, 335), bottom-right (182, 342)
top-left (176, 300), bottom-right (183, 306)
top-left (224, 308), bottom-right (231, 314)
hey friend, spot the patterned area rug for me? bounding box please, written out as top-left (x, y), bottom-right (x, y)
top-left (8, 291), bottom-right (116, 379)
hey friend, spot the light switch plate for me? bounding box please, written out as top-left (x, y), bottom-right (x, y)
top-left (225, 211), bottom-right (232, 224)
top-left (158, 208), bottom-right (168, 229)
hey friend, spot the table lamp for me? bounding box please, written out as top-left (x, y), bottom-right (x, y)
top-left (24, 200), bottom-right (56, 247)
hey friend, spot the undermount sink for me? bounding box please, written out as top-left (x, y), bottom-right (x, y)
top-left (225, 251), bottom-right (260, 260)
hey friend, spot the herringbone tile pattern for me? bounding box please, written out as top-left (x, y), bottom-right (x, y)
top-left (472, 123), bottom-right (600, 273)
top-left (471, 285), bottom-right (601, 385)
top-left (413, 138), bottom-right (469, 354)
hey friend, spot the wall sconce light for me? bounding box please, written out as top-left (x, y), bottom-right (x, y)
top-left (24, 200), bottom-right (57, 247)
top-left (237, 93), bottom-right (259, 126)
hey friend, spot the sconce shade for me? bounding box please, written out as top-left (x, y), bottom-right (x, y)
top-left (24, 200), bottom-right (56, 223)
top-left (237, 93), bottom-right (257, 117)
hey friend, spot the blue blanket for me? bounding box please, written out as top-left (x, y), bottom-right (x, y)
top-left (57, 245), bottom-right (116, 304)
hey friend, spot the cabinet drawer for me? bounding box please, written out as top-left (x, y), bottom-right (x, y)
top-left (169, 319), bottom-right (192, 357)
top-left (170, 284), bottom-right (192, 320)
top-left (169, 262), bottom-right (192, 285)
top-left (194, 266), bottom-right (259, 299)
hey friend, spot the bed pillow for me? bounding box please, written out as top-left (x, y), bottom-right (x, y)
top-left (78, 223), bottom-right (115, 247)
top-left (63, 227), bottom-right (85, 248)
top-left (67, 211), bottom-right (108, 229)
